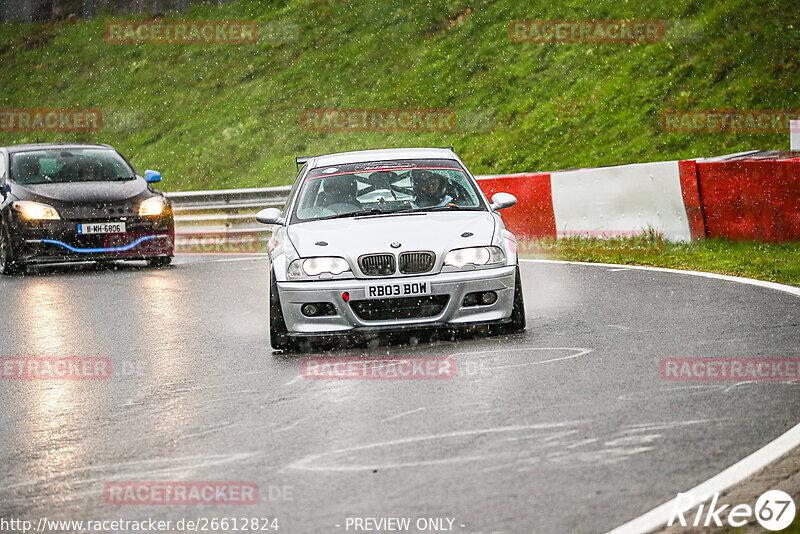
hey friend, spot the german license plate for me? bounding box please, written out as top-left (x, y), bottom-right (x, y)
top-left (77, 222), bottom-right (126, 235)
top-left (366, 281), bottom-right (430, 299)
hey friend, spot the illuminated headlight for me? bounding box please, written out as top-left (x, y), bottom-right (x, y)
top-left (444, 246), bottom-right (505, 268)
top-left (12, 201), bottom-right (61, 220)
top-left (139, 196), bottom-right (166, 217)
top-left (288, 257), bottom-right (350, 278)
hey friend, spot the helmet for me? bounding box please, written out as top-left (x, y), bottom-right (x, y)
top-left (79, 160), bottom-right (102, 181)
top-left (321, 174), bottom-right (358, 204)
top-left (412, 169), bottom-right (446, 205)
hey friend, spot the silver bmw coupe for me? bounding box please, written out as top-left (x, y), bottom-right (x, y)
top-left (257, 147), bottom-right (525, 350)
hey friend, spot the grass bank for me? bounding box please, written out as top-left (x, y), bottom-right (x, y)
top-left (0, 0), bottom-right (798, 190)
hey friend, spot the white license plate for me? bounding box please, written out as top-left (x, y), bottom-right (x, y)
top-left (366, 281), bottom-right (430, 299)
top-left (77, 222), bottom-right (126, 235)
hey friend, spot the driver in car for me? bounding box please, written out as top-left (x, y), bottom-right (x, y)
top-left (318, 174), bottom-right (360, 208)
top-left (412, 169), bottom-right (456, 207)
top-left (78, 161), bottom-right (102, 181)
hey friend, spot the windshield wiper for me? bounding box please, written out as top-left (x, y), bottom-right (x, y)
top-left (314, 205), bottom-right (477, 222)
top-left (318, 208), bottom-right (394, 221)
top-left (395, 205), bottom-right (478, 214)
top-left (414, 205), bottom-right (464, 212)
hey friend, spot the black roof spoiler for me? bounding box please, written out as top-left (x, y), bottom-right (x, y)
top-left (295, 155), bottom-right (315, 171)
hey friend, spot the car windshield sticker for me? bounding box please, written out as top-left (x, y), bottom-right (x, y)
top-left (353, 161), bottom-right (415, 171)
top-left (306, 167), bottom-right (463, 181)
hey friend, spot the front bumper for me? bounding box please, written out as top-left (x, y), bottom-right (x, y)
top-left (9, 216), bottom-right (174, 264)
top-left (276, 265), bottom-right (517, 334)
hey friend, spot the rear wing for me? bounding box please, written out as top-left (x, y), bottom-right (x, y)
top-left (295, 156), bottom-right (314, 171)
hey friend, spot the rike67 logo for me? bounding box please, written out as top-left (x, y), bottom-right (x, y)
top-left (669, 490), bottom-right (796, 531)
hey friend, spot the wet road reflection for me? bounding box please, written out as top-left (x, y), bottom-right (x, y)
top-left (0, 256), bottom-right (796, 533)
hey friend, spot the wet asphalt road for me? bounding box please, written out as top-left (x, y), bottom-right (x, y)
top-left (0, 255), bottom-right (798, 534)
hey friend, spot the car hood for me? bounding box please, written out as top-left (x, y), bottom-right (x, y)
top-left (287, 211), bottom-right (496, 258)
top-left (11, 178), bottom-right (149, 204)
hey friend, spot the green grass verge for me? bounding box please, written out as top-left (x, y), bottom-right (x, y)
top-left (0, 0), bottom-right (798, 190)
top-left (519, 236), bottom-right (800, 287)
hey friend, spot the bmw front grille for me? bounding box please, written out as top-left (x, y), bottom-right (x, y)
top-left (358, 253), bottom-right (396, 276)
top-left (398, 251), bottom-right (435, 274)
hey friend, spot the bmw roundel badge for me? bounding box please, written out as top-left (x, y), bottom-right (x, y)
top-left (390, 242), bottom-right (401, 248)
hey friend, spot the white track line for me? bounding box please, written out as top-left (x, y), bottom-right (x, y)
top-left (519, 259), bottom-right (800, 298)
top-left (520, 258), bottom-right (800, 533)
top-left (606, 422), bottom-right (800, 533)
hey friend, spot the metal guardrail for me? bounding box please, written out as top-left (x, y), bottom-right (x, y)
top-left (166, 185), bottom-right (291, 234)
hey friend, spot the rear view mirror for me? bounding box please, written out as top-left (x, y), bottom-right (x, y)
top-left (490, 192), bottom-right (517, 211)
top-left (256, 208), bottom-right (283, 225)
top-left (144, 170), bottom-right (162, 183)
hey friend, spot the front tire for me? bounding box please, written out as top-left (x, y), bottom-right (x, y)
top-left (490, 264), bottom-right (526, 335)
top-left (269, 269), bottom-right (294, 351)
top-left (0, 225), bottom-right (23, 276)
top-left (147, 256), bottom-right (172, 268)
top-left (507, 264), bottom-right (526, 332)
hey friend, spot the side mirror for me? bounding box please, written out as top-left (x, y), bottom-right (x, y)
top-left (144, 170), bottom-right (162, 183)
top-left (0, 183), bottom-right (9, 199)
top-left (256, 207), bottom-right (283, 225)
top-left (490, 192), bottom-right (517, 211)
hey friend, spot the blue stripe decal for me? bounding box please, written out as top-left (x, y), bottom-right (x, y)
top-left (42, 235), bottom-right (161, 254)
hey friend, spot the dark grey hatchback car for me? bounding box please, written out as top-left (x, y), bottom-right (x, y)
top-left (0, 143), bottom-right (174, 274)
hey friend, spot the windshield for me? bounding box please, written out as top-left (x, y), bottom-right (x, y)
top-left (292, 159), bottom-right (485, 223)
top-left (9, 148), bottom-right (136, 185)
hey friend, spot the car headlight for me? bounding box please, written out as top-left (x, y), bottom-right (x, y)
top-left (444, 246), bottom-right (505, 268)
top-left (139, 196), bottom-right (166, 217)
top-left (12, 201), bottom-right (61, 220)
top-left (288, 257), bottom-right (350, 278)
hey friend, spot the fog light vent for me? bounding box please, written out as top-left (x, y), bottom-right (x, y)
top-left (463, 291), bottom-right (497, 307)
top-left (301, 302), bottom-right (337, 317)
